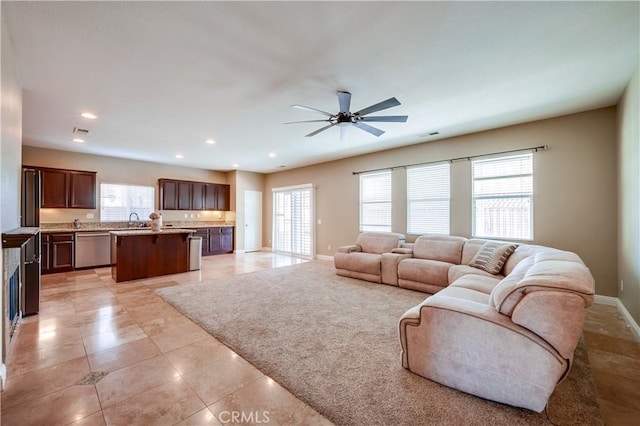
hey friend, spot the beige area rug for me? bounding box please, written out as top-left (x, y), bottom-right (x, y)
top-left (156, 262), bottom-right (602, 425)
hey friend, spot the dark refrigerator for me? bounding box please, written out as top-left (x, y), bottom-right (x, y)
top-left (21, 168), bottom-right (41, 316)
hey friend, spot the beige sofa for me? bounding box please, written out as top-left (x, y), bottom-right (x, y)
top-left (335, 233), bottom-right (595, 412)
top-left (334, 232), bottom-right (405, 283)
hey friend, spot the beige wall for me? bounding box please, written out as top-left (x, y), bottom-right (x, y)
top-left (1, 15), bottom-right (22, 232)
top-left (617, 66), bottom-right (640, 324)
top-left (22, 147), bottom-right (231, 224)
top-left (231, 171), bottom-right (266, 252)
top-left (1, 9), bottom-right (23, 385)
top-left (265, 108), bottom-right (618, 297)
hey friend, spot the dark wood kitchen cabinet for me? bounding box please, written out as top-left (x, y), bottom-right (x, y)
top-left (41, 233), bottom-right (74, 274)
top-left (191, 182), bottom-right (205, 210)
top-left (208, 226), bottom-right (234, 255)
top-left (193, 226), bottom-right (234, 256)
top-left (159, 179), bottom-right (192, 210)
top-left (159, 179), bottom-right (230, 211)
top-left (178, 181), bottom-right (192, 210)
top-left (159, 179), bottom-right (179, 210)
top-left (70, 171), bottom-right (97, 208)
top-left (205, 183), bottom-right (230, 211)
top-left (41, 169), bottom-right (68, 208)
top-left (38, 167), bottom-right (96, 209)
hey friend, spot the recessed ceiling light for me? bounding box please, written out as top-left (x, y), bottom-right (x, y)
top-left (80, 112), bottom-right (97, 119)
top-left (205, 139), bottom-right (216, 144)
top-left (268, 152), bottom-right (276, 158)
top-left (175, 154), bottom-right (184, 159)
top-left (72, 138), bottom-right (85, 143)
top-left (232, 163), bottom-right (239, 168)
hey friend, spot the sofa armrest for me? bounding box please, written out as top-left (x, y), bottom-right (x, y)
top-left (381, 252), bottom-right (413, 285)
top-left (391, 247), bottom-right (413, 255)
top-left (338, 244), bottom-right (362, 253)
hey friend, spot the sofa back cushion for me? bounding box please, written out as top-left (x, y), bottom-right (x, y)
top-left (356, 232), bottom-right (405, 254)
top-left (490, 249), bottom-right (595, 316)
top-left (412, 235), bottom-right (466, 264)
top-left (461, 239), bottom-right (488, 264)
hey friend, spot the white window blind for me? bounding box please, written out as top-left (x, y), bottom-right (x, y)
top-left (472, 153), bottom-right (533, 240)
top-left (359, 170), bottom-right (392, 232)
top-left (273, 185), bottom-right (314, 258)
top-left (407, 162), bottom-right (450, 234)
top-left (100, 183), bottom-right (155, 222)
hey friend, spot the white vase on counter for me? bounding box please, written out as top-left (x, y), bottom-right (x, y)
top-left (151, 216), bottom-right (162, 231)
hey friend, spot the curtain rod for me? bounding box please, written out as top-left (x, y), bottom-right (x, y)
top-left (352, 144), bottom-right (549, 175)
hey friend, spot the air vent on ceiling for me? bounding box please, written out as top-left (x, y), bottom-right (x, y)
top-left (73, 127), bottom-right (89, 135)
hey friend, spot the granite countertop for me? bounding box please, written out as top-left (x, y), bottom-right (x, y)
top-left (110, 228), bottom-right (196, 236)
top-left (41, 224), bottom-right (234, 233)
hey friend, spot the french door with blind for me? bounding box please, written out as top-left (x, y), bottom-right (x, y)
top-left (272, 184), bottom-right (315, 258)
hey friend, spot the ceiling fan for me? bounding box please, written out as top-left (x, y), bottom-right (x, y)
top-left (286, 91), bottom-right (408, 137)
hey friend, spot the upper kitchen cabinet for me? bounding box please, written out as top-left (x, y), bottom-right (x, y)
top-left (159, 179), bottom-right (179, 210)
top-left (192, 182), bottom-right (205, 210)
top-left (205, 183), bottom-right (230, 211)
top-left (39, 167), bottom-right (96, 209)
top-left (178, 181), bottom-right (192, 210)
top-left (159, 178), bottom-right (230, 211)
top-left (70, 171), bottom-right (97, 208)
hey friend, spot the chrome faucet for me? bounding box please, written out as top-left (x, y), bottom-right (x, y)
top-left (128, 212), bottom-right (140, 226)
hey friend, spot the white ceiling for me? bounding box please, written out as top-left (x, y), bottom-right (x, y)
top-left (3, 1), bottom-right (639, 173)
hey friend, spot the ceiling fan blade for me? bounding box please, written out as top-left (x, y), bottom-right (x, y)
top-left (337, 91), bottom-right (351, 113)
top-left (284, 119), bottom-right (331, 124)
top-left (291, 104), bottom-right (333, 117)
top-left (355, 97), bottom-right (401, 116)
top-left (352, 122), bottom-right (385, 137)
top-left (306, 123), bottom-right (335, 137)
top-left (360, 115), bottom-right (408, 123)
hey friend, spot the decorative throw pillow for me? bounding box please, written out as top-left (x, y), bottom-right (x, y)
top-left (469, 242), bottom-right (518, 274)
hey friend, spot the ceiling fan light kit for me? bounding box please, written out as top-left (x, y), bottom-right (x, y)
top-left (287, 91), bottom-right (408, 137)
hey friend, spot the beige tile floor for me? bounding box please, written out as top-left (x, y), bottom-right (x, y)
top-left (1, 252), bottom-right (638, 425)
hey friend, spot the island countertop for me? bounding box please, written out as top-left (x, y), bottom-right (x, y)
top-left (109, 228), bottom-right (195, 236)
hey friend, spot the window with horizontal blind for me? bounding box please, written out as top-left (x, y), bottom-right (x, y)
top-left (407, 162), bottom-right (450, 234)
top-left (100, 183), bottom-right (155, 222)
top-left (472, 153), bottom-right (533, 240)
top-left (359, 170), bottom-right (392, 232)
top-left (272, 184), bottom-right (314, 258)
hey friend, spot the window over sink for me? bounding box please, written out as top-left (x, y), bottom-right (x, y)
top-left (100, 183), bottom-right (155, 222)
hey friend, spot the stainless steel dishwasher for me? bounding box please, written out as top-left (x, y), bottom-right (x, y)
top-left (75, 231), bottom-right (112, 268)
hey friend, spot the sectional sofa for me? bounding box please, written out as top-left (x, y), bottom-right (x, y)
top-left (334, 232), bottom-right (595, 412)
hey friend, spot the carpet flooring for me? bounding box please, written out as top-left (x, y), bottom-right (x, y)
top-left (157, 262), bottom-right (602, 425)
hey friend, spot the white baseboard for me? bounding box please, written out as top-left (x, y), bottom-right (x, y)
top-left (595, 295), bottom-right (640, 341)
top-left (594, 295), bottom-right (617, 306)
top-left (1, 363), bottom-right (6, 391)
top-left (316, 254), bottom-right (334, 262)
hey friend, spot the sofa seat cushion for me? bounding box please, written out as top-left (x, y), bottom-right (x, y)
top-left (449, 274), bottom-right (502, 295)
top-left (433, 284), bottom-right (492, 305)
top-left (398, 258), bottom-right (453, 287)
top-left (334, 252), bottom-right (382, 276)
top-left (448, 265), bottom-right (505, 285)
top-left (412, 235), bottom-right (466, 264)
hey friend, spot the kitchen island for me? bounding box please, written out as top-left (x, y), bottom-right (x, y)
top-left (110, 228), bottom-right (195, 282)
